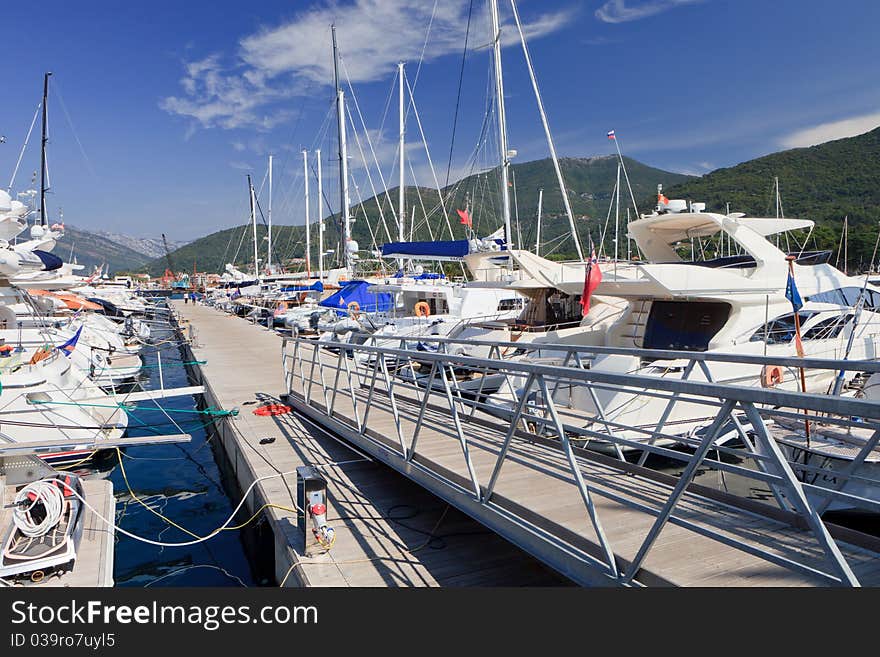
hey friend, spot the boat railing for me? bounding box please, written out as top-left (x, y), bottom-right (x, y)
top-left (282, 332), bottom-right (880, 586)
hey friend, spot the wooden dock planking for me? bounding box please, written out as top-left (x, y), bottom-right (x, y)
top-left (286, 337), bottom-right (880, 587)
top-left (175, 303), bottom-right (568, 587)
top-left (0, 478), bottom-right (114, 587)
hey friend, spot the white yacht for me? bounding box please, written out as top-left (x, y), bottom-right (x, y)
top-left (484, 202), bottom-right (880, 442)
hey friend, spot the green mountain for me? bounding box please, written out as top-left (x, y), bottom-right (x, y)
top-left (148, 155), bottom-right (692, 275)
top-left (143, 224), bottom-right (309, 278)
top-left (331, 155), bottom-right (693, 258)
top-left (654, 127), bottom-right (880, 270)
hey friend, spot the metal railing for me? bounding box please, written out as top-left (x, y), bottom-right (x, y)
top-left (281, 333), bottom-right (880, 586)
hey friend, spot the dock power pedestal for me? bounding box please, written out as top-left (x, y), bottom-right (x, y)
top-left (296, 466), bottom-right (335, 555)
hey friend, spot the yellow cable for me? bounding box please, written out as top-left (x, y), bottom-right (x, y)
top-left (118, 448), bottom-right (304, 540)
top-left (222, 503), bottom-right (300, 531)
top-left (55, 450), bottom-right (98, 471)
top-left (115, 447), bottom-right (201, 539)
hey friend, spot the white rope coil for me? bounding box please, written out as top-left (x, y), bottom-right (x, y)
top-left (12, 480), bottom-right (65, 538)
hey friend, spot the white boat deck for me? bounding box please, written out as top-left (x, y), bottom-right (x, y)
top-left (0, 477), bottom-right (115, 587)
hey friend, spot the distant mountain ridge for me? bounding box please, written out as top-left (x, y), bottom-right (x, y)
top-left (54, 226), bottom-right (155, 274)
top-left (145, 155), bottom-right (693, 276)
top-left (88, 230), bottom-right (188, 259)
top-left (56, 130), bottom-right (880, 277)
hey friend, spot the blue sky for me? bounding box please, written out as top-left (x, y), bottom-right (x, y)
top-left (2, 0), bottom-right (879, 240)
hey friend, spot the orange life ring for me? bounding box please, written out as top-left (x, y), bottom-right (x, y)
top-left (347, 301), bottom-right (360, 318)
top-left (761, 365), bottom-right (784, 388)
top-left (414, 301), bottom-right (431, 317)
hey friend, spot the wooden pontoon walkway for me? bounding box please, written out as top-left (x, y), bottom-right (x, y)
top-left (174, 302), bottom-right (566, 587)
top-left (280, 336), bottom-right (880, 587)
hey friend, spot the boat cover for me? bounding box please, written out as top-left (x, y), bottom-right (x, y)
top-left (318, 280), bottom-right (394, 314)
top-left (280, 281), bottom-right (324, 292)
top-left (381, 240), bottom-right (470, 259)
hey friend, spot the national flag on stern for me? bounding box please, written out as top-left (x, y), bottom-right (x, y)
top-left (56, 326), bottom-right (83, 356)
top-left (785, 268), bottom-right (806, 356)
top-left (456, 209), bottom-right (472, 227)
top-left (579, 246), bottom-right (602, 317)
top-left (607, 130), bottom-right (616, 140)
top-left (785, 270), bottom-right (803, 312)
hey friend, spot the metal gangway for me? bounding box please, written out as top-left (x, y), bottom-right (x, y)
top-left (281, 334), bottom-right (880, 586)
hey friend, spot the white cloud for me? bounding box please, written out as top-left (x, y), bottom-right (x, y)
top-left (779, 111), bottom-right (880, 149)
top-left (228, 161), bottom-right (254, 171)
top-left (160, 54), bottom-right (297, 130)
top-left (162, 0), bottom-right (573, 130)
top-left (595, 0), bottom-right (703, 23)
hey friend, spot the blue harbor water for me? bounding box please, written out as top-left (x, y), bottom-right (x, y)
top-left (97, 318), bottom-right (260, 587)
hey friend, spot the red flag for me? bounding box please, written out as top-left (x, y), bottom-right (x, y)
top-left (579, 248), bottom-right (602, 317)
top-left (456, 209), bottom-right (471, 227)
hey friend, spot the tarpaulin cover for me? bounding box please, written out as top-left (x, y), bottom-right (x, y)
top-left (34, 250), bottom-right (63, 271)
top-left (280, 281), bottom-right (324, 292)
top-left (380, 240), bottom-right (470, 259)
top-left (318, 280), bottom-right (394, 314)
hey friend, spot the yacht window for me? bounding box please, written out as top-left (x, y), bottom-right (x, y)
top-left (807, 287), bottom-right (877, 310)
top-left (497, 298), bottom-right (524, 311)
top-left (749, 312), bottom-right (817, 345)
top-left (802, 314), bottom-right (853, 341)
top-left (643, 301), bottom-right (731, 351)
top-left (516, 290), bottom-right (581, 329)
top-left (422, 298), bottom-right (448, 315)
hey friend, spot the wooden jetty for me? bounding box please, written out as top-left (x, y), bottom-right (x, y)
top-left (279, 333), bottom-right (880, 587)
top-left (174, 302), bottom-right (567, 587)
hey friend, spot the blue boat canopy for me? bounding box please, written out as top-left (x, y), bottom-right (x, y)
top-left (319, 280), bottom-right (393, 315)
top-left (381, 240), bottom-right (470, 260)
top-left (34, 250), bottom-right (63, 271)
top-left (280, 281), bottom-right (323, 293)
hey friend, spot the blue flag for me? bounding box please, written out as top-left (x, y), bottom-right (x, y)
top-left (785, 271), bottom-right (803, 312)
top-left (56, 326), bottom-right (83, 356)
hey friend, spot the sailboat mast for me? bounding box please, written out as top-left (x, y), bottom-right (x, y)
top-left (303, 149), bottom-right (311, 278)
top-left (508, 0), bottom-right (583, 260)
top-left (398, 61), bottom-right (406, 246)
top-left (489, 0), bottom-right (513, 253)
top-left (268, 154), bottom-right (273, 270)
top-left (40, 72), bottom-right (52, 227)
top-left (332, 25), bottom-right (352, 274)
top-left (614, 160), bottom-right (621, 273)
top-left (317, 149), bottom-right (324, 280)
top-left (535, 188), bottom-right (543, 256)
top-left (775, 176), bottom-right (780, 249)
top-left (248, 174), bottom-right (258, 277)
